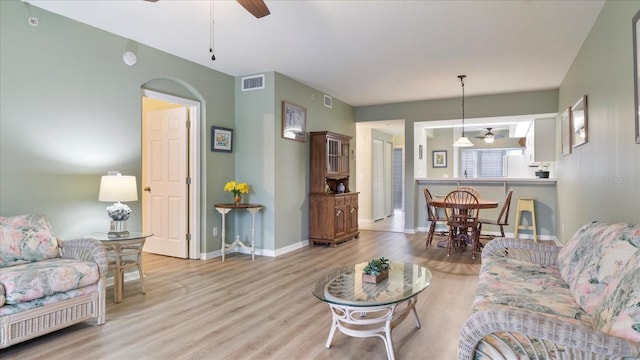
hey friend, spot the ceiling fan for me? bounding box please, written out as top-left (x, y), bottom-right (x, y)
top-left (143, 0), bottom-right (270, 19)
top-left (475, 128), bottom-right (505, 144)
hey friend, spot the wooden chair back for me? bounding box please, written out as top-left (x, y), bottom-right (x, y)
top-left (458, 186), bottom-right (481, 199)
top-left (444, 190), bottom-right (480, 227)
top-left (423, 188), bottom-right (439, 221)
top-left (496, 190), bottom-right (514, 225)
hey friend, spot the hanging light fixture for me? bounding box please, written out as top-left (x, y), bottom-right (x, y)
top-left (209, 0), bottom-right (216, 61)
top-left (453, 75), bottom-right (474, 147)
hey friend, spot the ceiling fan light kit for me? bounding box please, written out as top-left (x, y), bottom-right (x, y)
top-left (453, 75), bottom-right (474, 147)
top-left (475, 127), bottom-right (505, 143)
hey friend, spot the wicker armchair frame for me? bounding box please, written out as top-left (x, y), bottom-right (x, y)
top-left (0, 238), bottom-right (107, 348)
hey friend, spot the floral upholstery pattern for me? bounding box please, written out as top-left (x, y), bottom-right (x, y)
top-left (0, 258), bottom-right (100, 304)
top-left (0, 214), bottom-right (59, 267)
top-left (0, 284), bottom-right (98, 316)
top-left (474, 256), bottom-right (591, 327)
top-left (556, 222), bottom-right (640, 343)
top-left (558, 222), bottom-right (639, 316)
top-left (0, 259), bottom-right (100, 304)
top-left (592, 252), bottom-right (640, 342)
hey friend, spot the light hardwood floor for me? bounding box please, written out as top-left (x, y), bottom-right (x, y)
top-left (2, 231), bottom-right (481, 360)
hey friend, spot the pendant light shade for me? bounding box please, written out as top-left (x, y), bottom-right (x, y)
top-left (453, 75), bottom-right (474, 147)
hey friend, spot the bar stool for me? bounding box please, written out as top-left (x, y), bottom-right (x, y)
top-left (514, 197), bottom-right (537, 242)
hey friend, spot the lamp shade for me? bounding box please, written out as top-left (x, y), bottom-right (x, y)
top-left (453, 136), bottom-right (474, 147)
top-left (98, 175), bottom-right (138, 202)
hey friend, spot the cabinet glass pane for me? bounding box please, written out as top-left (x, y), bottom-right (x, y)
top-left (327, 139), bottom-right (339, 172)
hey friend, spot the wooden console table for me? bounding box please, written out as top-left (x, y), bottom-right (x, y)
top-left (214, 203), bottom-right (263, 261)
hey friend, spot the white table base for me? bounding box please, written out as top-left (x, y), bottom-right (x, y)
top-left (215, 206), bottom-right (262, 262)
top-left (324, 296), bottom-right (420, 360)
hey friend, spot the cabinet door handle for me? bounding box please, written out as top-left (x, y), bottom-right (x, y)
top-left (351, 208), bottom-right (355, 213)
top-left (336, 210), bottom-right (343, 216)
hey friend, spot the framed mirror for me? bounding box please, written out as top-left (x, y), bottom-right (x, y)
top-left (571, 95), bottom-right (588, 148)
top-left (634, 9), bottom-right (640, 143)
top-left (561, 108), bottom-right (572, 156)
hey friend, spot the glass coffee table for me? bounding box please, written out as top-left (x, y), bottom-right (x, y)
top-left (312, 261), bottom-right (432, 360)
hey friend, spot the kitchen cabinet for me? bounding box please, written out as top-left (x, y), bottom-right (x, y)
top-left (524, 118), bottom-right (555, 165)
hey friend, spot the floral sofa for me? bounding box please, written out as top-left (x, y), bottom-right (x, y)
top-left (459, 221), bottom-right (640, 359)
top-left (0, 214), bottom-right (107, 348)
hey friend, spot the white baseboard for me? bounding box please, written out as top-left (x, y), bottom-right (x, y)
top-left (200, 240), bottom-right (310, 260)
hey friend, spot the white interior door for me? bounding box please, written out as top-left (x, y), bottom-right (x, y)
top-left (372, 139), bottom-right (385, 221)
top-left (143, 107), bottom-right (189, 258)
top-left (384, 141), bottom-right (393, 217)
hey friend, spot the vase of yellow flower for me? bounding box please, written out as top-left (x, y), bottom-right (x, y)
top-left (224, 180), bottom-right (249, 205)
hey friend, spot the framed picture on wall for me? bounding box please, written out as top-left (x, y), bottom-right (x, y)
top-left (571, 95), bottom-right (588, 148)
top-left (211, 126), bottom-right (233, 152)
top-left (282, 101), bottom-right (306, 142)
top-left (432, 150), bottom-right (447, 168)
top-left (633, 9), bottom-right (640, 143)
top-left (561, 108), bottom-right (572, 156)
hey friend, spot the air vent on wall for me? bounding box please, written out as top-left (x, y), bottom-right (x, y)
top-left (324, 94), bottom-right (333, 108)
top-left (241, 74), bottom-right (265, 91)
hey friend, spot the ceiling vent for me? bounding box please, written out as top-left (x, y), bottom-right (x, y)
top-left (324, 94), bottom-right (333, 108)
top-left (241, 74), bottom-right (265, 91)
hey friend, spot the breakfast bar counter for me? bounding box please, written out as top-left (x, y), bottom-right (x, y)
top-left (416, 178), bottom-right (557, 241)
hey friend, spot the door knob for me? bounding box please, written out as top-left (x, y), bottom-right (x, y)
top-left (144, 186), bottom-right (151, 192)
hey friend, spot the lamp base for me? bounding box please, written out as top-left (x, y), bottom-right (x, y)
top-left (108, 220), bottom-right (129, 238)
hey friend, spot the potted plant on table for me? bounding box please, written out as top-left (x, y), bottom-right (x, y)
top-left (362, 257), bottom-right (390, 283)
top-left (535, 162), bottom-right (550, 178)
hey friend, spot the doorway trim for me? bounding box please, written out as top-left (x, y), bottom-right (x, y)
top-left (142, 89), bottom-right (201, 259)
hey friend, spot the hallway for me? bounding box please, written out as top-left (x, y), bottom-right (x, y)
top-left (359, 209), bottom-right (405, 233)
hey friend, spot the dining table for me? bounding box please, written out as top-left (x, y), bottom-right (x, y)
top-left (429, 196), bottom-right (499, 249)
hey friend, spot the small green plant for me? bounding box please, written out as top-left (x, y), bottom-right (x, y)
top-left (363, 257), bottom-right (390, 276)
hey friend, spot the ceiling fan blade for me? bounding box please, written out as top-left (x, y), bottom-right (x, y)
top-left (237, 0), bottom-right (271, 18)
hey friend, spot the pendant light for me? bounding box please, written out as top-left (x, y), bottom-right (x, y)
top-left (453, 75), bottom-right (474, 147)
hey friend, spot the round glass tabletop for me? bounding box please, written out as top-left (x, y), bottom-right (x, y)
top-left (312, 261), bottom-right (432, 307)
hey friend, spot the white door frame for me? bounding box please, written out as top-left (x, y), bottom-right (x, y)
top-left (141, 89), bottom-right (201, 259)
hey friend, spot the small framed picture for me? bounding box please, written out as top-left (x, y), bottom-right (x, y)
top-left (211, 126), bottom-right (233, 153)
top-left (282, 101), bottom-right (306, 142)
top-left (432, 150), bottom-right (447, 168)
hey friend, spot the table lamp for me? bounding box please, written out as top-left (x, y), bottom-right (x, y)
top-left (98, 172), bottom-right (138, 237)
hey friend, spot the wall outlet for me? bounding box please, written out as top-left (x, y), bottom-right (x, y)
top-left (212, 227), bottom-right (218, 236)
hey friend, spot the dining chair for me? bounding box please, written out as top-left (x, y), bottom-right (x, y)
top-left (424, 188), bottom-right (447, 247)
top-left (458, 186), bottom-right (481, 199)
top-left (444, 190), bottom-right (481, 259)
top-left (105, 238), bottom-right (147, 303)
top-left (478, 190), bottom-right (513, 239)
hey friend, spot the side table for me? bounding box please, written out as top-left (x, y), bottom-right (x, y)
top-left (89, 232), bottom-right (153, 303)
top-left (214, 203), bottom-right (263, 261)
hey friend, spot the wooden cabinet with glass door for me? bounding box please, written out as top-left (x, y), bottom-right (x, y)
top-left (309, 131), bottom-right (359, 246)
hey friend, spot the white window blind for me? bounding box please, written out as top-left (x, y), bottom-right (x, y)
top-left (461, 149), bottom-right (506, 178)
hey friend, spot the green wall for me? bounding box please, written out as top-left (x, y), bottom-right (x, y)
top-left (234, 72), bottom-right (355, 253)
top-left (556, 0), bottom-right (640, 242)
top-left (0, 0), bottom-right (235, 253)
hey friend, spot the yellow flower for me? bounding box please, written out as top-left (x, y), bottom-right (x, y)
top-left (224, 180), bottom-right (249, 196)
top-left (237, 182), bottom-right (249, 194)
top-left (224, 181), bottom-right (236, 192)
